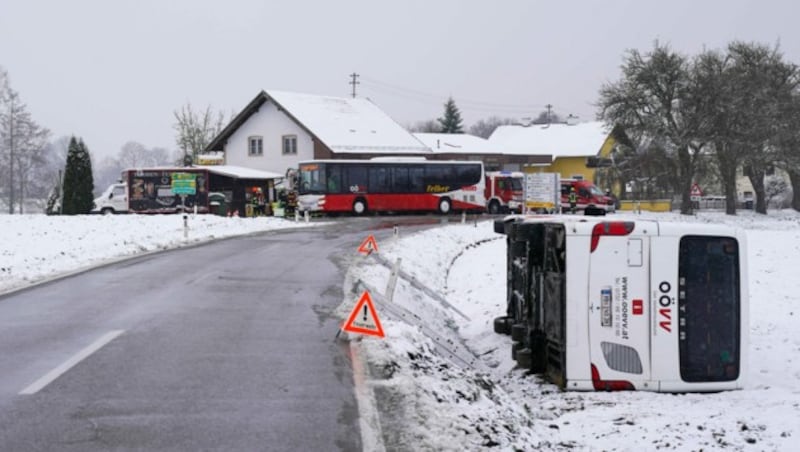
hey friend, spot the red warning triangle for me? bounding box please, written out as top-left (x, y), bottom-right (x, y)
top-left (357, 235), bottom-right (379, 255)
top-left (342, 291), bottom-right (385, 338)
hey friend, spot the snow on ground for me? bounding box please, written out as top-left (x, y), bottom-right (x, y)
top-left (343, 210), bottom-right (800, 451)
top-left (0, 214), bottom-right (318, 295)
top-left (2, 210), bottom-right (799, 450)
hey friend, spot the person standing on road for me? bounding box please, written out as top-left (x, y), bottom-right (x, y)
top-left (569, 187), bottom-right (577, 214)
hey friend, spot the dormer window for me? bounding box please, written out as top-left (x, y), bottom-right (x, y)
top-left (249, 136), bottom-right (263, 156)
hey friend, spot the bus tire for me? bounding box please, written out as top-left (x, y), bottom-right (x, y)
top-left (493, 316), bottom-right (511, 335)
top-left (101, 207), bottom-right (114, 215)
top-left (511, 341), bottom-right (521, 361)
top-left (516, 348), bottom-right (533, 370)
top-left (488, 199), bottom-right (501, 215)
top-left (353, 198), bottom-right (367, 215)
top-left (438, 197), bottom-right (451, 214)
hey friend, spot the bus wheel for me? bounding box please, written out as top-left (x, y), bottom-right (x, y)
top-left (353, 198), bottom-right (367, 215)
top-left (488, 200), bottom-right (500, 215)
top-left (493, 316), bottom-right (511, 335)
top-left (438, 197), bottom-right (451, 214)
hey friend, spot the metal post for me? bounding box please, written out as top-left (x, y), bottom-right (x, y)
top-left (393, 224), bottom-right (399, 238)
top-left (304, 210), bottom-right (309, 223)
top-left (295, 208), bottom-right (300, 222)
top-left (182, 195), bottom-right (188, 239)
top-left (386, 258), bottom-right (401, 304)
top-left (461, 211), bottom-right (466, 224)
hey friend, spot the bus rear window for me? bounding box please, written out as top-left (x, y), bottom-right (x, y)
top-left (678, 236), bottom-right (740, 382)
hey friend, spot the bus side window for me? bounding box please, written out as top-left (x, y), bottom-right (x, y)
top-left (409, 166), bottom-right (425, 192)
top-left (393, 166), bottom-right (410, 192)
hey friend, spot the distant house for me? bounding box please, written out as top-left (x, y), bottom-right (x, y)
top-left (412, 133), bottom-right (549, 171)
top-left (204, 90), bottom-right (431, 176)
top-left (488, 121), bottom-right (618, 181)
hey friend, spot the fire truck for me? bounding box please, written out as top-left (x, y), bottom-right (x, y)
top-left (485, 171), bottom-right (524, 214)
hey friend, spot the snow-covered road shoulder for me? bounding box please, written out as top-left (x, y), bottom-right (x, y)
top-left (0, 214), bottom-right (319, 295)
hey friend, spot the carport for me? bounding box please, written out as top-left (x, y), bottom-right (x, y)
top-left (198, 165), bottom-right (284, 216)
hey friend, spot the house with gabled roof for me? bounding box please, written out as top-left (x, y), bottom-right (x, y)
top-left (204, 90), bottom-right (431, 177)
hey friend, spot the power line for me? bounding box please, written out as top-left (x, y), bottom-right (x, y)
top-left (360, 75), bottom-right (552, 111)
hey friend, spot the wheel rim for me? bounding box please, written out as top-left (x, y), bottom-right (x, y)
top-left (354, 200), bottom-right (365, 214)
top-left (439, 198), bottom-right (451, 214)
top-left (489, 201), bottom-right (499, 214)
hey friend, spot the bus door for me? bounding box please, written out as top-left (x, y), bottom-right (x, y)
top-left (588, 225), bottom-right (651, 389)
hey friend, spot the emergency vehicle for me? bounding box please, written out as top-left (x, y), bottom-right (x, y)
top-left (560, 179), bottom-right (615, 214)
top-left (485, 171), bottom-right (524, 214)
top-left (493, 215), bottom-right (748, 392)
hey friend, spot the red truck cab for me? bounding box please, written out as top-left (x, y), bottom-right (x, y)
top-left (485, 171), bottom-right (524, 214)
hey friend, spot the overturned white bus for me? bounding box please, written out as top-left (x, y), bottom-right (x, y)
top-left (493, 216), bottom-right (748, 392)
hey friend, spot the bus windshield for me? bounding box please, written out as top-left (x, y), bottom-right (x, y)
top-left (298, 163), bottom-right (327, 195)
top-left (678, 236), bottom-right (740, 382)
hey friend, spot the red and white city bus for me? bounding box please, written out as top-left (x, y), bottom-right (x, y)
top-left (494, 215), bottom-right (748, 392)
top-left (295, 158), bottom-right (486, 215)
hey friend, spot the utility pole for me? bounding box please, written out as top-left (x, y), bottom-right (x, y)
top-left (349, 72), bottom-right (360, 98)
top-left (545, 104), bottom-right (553, 124)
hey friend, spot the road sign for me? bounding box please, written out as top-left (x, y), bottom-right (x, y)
top-left (342, 291), bottom-right (385, 338)
top-left (690, 183), bottom-right (703, 201)
top-left (171, 172), bottom-right (197, 195)
top-left (357, 235), bottom-right (379, 255)
top-left (524, 173), bottom-right (559, 210)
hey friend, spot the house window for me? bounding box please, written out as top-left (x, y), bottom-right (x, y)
top-left (248, 136), bottom-right (263, 156)
top-left (283, 135), bottom-right (297, 155)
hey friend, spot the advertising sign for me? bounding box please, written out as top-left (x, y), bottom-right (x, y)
top-left (524, 173), bottom-right (560, 211)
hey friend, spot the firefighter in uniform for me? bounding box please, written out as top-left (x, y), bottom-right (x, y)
top-left (569, 187), bottom-right (578, 214)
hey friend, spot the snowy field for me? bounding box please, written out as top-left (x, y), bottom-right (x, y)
top-left (342, 210), bottom-right (800, 451)
top-left (2, 211), bottom-right (798, 451)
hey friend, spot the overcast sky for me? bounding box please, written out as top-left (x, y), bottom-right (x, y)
top-left (2, 0), bottom-right (799, 159)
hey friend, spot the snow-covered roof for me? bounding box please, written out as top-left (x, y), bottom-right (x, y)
top-left (198, 165), bottom-right (283, 180)
top-left (489, 121), bottom-right (611, 160)
top-left (266, 90), bottom-right (430, 154)
top-left (412, 133), bottom-right (502, 155)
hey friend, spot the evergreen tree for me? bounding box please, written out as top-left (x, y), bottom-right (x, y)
top-left (437, 97), bottom-right (464, 133)
top-left (61, 136), bottom-right (94, 214)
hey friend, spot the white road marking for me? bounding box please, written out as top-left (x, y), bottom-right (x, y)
top-left (19, 330), bottom-right (125, 395)
top-left (350, 341), bottom-right (386, 452)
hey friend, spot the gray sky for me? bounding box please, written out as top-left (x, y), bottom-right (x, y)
top-left (1, 0), bottom-right (798, 159)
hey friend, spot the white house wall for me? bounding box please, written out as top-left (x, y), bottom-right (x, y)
top-left (224, 100), bottom-right (314, 176)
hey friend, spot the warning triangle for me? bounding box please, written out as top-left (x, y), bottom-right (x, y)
top-left (342, 291), bottom-right (385, 338)
top-left (357, 235), bottom-right (379, 255)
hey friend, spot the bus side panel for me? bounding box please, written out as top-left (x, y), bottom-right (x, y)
top-left (565, 235), bottom-right (593, 388)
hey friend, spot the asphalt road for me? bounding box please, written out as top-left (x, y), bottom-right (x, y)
top-left (0, 215), bottom-right (451, 451)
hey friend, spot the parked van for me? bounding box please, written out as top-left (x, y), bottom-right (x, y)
top-left (91, 183), bottom-right (128, 214)
top-left (493, 215), bottom-right (748, 392)
top-left (561, 179), bottom-right (615, 215)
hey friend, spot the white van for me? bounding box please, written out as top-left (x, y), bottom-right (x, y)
top-left (92, 183), bottom-right (128, 214)
top-left (494, 215), bottom-right (748, 392)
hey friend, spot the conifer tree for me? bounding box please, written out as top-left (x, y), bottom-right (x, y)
top-left (437, 97), bottom-right (464, 133)
top-left (61, 136), bottom-right (94, 214)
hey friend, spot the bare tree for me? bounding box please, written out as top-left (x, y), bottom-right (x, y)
top-left (469, 116), bottom-right (515, 138)
top-left (407, 119), bottom-right (441, 133)
top-left (173, 103), bottom-right (227, 163)
top-left (598, 43), bottom-right (710, 214)
top-left (0, 83), bottom-right (50, 213)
